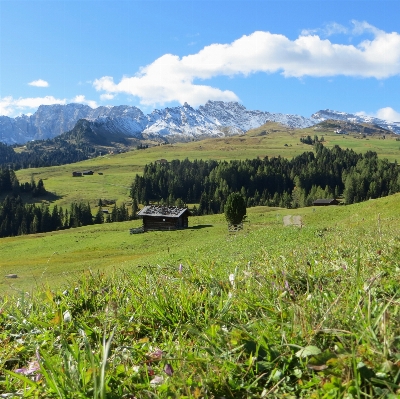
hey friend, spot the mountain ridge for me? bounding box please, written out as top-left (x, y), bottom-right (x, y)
top-left (1, 102), bottom-right (399, 145)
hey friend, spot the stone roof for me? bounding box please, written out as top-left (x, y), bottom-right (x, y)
top-left (137, 205), bottom-right (189, 218)
top-left (313, 199), bottom-right (338, 204)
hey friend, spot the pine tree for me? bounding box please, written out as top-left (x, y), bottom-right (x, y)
top-left (94, 206), bottom-right (104, 224)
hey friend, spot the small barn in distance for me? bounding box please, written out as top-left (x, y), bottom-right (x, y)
top-left (72, 170), bottom-right (94, 177)
top-left (137, 205), bottom-right (191, 231)
top-left (313, 198), bottom-right (340, 206)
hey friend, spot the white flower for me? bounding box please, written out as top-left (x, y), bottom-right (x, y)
top-left (132, 365), bottom-right (140, 373)
top-left (229, 273), bottom-right (235, 288)
top-left (150, 375), bottom-right (164, 386)
top-left (63, 310), bottom-right (72, 323)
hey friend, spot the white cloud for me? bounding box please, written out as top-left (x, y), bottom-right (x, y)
top-left (356, 107), bottom-right (400, 122)
top-left (0, 96), bottom-right (66, 116)
top-left (100, 93), bottom-right (115, 101)
top-left (0, 94), bottom-right (99, 116)
top-left (28, 79), bottom-right (49, 87)
top-left (301, 22), bottom-right (348, 37)
top-left (325, 22), bottom-right (349, 36)
top-left (93, 21), bottom-right (400, 107)
top-left (376, 107), bottom-right (400, 122)
top-left (71, 94), bottom-right (97, 108)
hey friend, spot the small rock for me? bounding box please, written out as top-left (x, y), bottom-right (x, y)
top-left (5, 274), bottom-right (18, 279)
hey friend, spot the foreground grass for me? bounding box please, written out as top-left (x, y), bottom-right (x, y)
top-left (1, 195), bottom-right (400, 397)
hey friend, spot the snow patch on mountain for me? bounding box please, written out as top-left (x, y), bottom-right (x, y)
top-left (312, 109), bottom-right (400, 134)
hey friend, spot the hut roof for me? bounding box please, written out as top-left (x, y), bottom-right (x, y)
top-left (313, 199), bottom-right (338, 204)
top-left (137, 205), bottom-right (190, 218)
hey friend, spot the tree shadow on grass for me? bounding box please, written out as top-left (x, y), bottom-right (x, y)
top-left (190, 224), bottom-right (213, 230)
top-left (21, 191), bottom-right (63, 205)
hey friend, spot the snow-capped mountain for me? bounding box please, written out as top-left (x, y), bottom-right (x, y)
top-left (0, 102), bottom-right (398, 145)
top-left (0, 103), bottom-right (147, 144)
top-left (199, 101), bottom-right (317, 131)
top-left (0, 101), bottom-right (319, 145)
top-left (312, 109), bottom-right (400, 134)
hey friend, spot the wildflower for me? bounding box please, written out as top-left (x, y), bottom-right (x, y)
top-left (132, 365), bottom-right (140, 373)
top-left (150, 375), bottom-right (164, 386)
top-left (15, 350), bottom-right (41, 382)
top-left (284, 280), bottom-right (295, 297)
top-left (63, 310), bottom-right (72, 323)
top-left (178, 263), bottom-right (183, 273)
top-left (147, 348), bottom-right (164, 360)
top-left (229, 273), bottom-right (235, 289)
top-left (164, 363), bottom-right (174, 376)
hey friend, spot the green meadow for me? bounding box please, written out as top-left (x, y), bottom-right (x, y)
top-left (1, 131), bottom-right (400, 398)
top-left (14, 124), bottom-right (400, 209)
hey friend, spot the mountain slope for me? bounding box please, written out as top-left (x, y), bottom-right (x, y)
top-left (312, 109), bottom-right (400, 135)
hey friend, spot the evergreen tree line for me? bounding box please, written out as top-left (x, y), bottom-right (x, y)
top-left (0, 139), bottom-right (95, 171)
top-left (130, 144), bottom-right (400, 214)
top-left (0, 197), bottom-right (132, 238)
top-left (0, 168), bottom-right (46, 197)
top-left (300, 135), bottom-right (324, 145)
top-left (0, 170), bottom-right (131, 237)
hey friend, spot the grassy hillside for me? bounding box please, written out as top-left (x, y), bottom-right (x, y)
top-left (2, 193), bottom-right (399, 295)
top-left (1, 194), bottom-right (399, 397)
top-left (14, 123), bottom-right (400, 210)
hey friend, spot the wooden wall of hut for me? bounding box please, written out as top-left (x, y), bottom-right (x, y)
top-left (142, 215), bottom-right (188, 231)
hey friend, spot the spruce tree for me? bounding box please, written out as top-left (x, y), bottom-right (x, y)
top-left (224, 193), bottom-right (246, 225)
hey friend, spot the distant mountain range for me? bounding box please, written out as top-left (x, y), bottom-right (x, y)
top-left (1, 101), bottom-right (399, 145)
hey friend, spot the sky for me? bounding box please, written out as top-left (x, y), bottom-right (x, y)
top-left (0, 0), bottom-right (400, 121)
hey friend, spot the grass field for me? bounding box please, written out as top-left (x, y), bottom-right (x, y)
top-left (1, 194), bottom-right (399, 397)
top-left (14, 124), bottom-right (400, 209)
top-left (3, 128), bottom-right (400, 397)
top-left (2, 192), bottom-right (398, 296)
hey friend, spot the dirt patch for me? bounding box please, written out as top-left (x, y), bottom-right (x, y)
top-left (283, 215), bottom-right (303, 227)
top-left (283, 215), bottom-right (292, 226)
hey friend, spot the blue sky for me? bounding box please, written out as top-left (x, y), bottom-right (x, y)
top-left (1, 0), bottom-right (400, 121)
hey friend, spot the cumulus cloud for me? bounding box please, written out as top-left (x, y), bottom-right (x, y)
top-left (93, 21), bottom-right (400, 107)
top-left (0, 96), bottom-right (66, 116)
top-left (376, 107), bottom-right (400, 122)
top-left (28, 79), bottom-right (49, 87)
top-left (71, 95), bottom-right (98, 108)
top-left (356, 107), bottom-right (400, 122)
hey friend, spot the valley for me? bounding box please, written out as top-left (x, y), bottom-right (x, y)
top-left (13, 122), bottom-right (400, 209)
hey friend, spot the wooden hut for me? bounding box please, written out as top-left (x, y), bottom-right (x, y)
top-left (312, 199), bottom-right (339, 206)
top-left (137, 205), bottom-right (190, 231)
